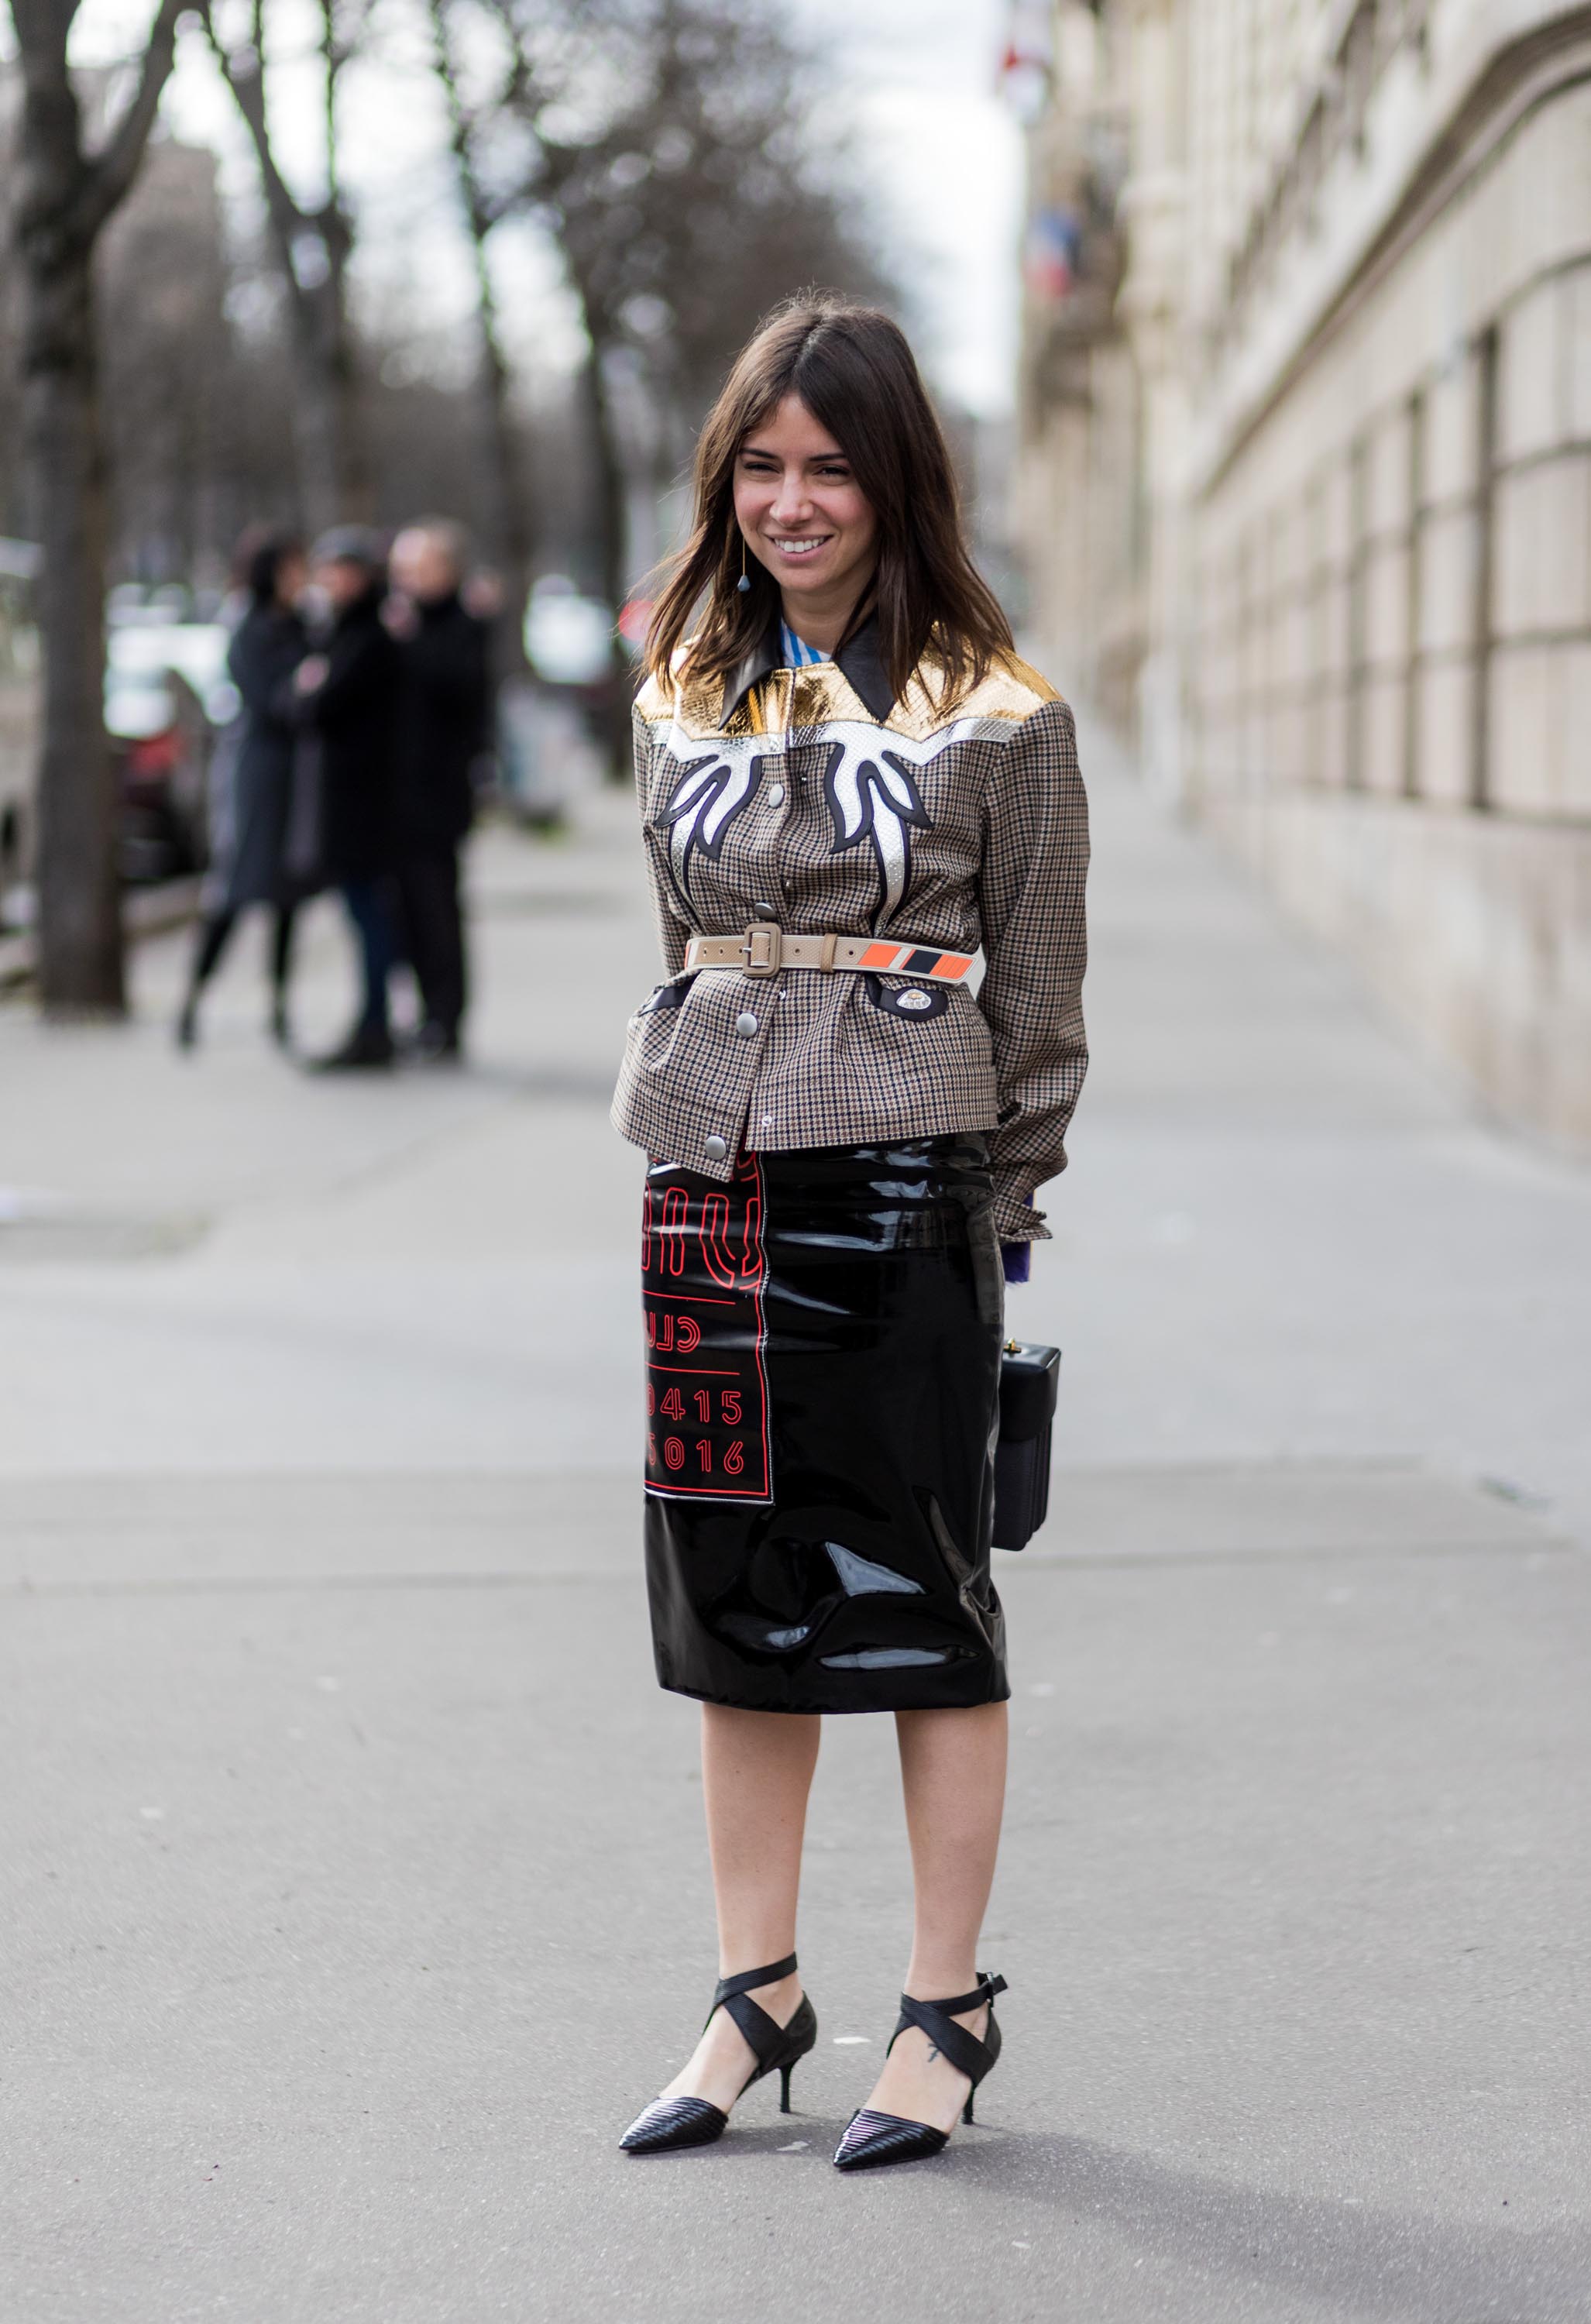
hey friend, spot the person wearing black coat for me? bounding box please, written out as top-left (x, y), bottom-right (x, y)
top-left (295, 530), bottom-right (405, 1070)
top-left (387, 521), bottom-right (494, 1060)
top-left (176, 531), bottom-right (310, 1050)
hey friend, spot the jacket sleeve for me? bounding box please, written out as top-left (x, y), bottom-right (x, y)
top-left (634, 700), bottom-right (691, 979)
top-left (976, 696), bottom-right (1090, 1242)
top-left (410, 611), bottom-right (493, 749)
top-left (311, 624), bottom-right (401, 733)
top-left (228, 616), bottom-right (303, 729)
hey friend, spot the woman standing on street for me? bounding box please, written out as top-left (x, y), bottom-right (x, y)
top-left (177, 530), bottom-right (309, 1050)
top-left (610, 297), bottom-right (1089, 2171)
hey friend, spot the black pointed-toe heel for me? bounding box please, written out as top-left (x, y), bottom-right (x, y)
top-left (620, 1952), bottom-right (817, 2154)
top-left (832, 1970), bottom-right (1007, 2172)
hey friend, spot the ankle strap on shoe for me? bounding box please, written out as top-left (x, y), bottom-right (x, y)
top-left (712, 1954), bottom-right (797, 2008)
top-left (891, 1972), bottom-right (1007, 2085)
top-left (923, 1972), bottom-right (1005, 2019)
top-left (707, 1953), bottom-right (799, 2070)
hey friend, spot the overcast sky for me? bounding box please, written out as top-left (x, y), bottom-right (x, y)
top-left (52, 0), bottom-right (1026, 417)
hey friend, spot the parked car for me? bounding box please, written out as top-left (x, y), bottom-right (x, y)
top-left (1, 561), bottom-right (239, 905)
top-left (105, 618), bottom-right (233, 885)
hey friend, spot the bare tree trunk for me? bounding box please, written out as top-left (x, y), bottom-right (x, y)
top-left (427, 0), bottom-right (533, 671)
top-left (280, 256), bottom-right (370, 532)
top-left (579, 344), bottom-right (635, 779)
top-left (11, 0), bottom-right (184, 1014)
top-left (466, 241), bottom-right (533, 672)
top-left (22, 233), bottom-right (119, 1009)
top-left (582, 349), bottom-right (627, 621)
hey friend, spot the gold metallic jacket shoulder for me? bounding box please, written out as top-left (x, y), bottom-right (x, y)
top-left (633, 645), bottom-right (1060, 737)
top-left (613, 628), bottom-right (1088, 1242)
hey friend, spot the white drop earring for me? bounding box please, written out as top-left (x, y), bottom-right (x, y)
top-left (736, 533), bottom-right (751, 595)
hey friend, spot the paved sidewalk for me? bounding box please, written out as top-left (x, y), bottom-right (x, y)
top-left (2, 731), bottom-right (1589, 2323)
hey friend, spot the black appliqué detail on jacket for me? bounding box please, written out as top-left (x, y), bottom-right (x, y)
top-left (820, 734), bottom-right (932, 929)
top-left (656, 737), bottom-right (770, 911)
top-left (817, 717), bottom-right (982, 929)
top-left (863, 972), bottom-right (950, 1020)
top-left (638, 974), bottom-right (696, 1016)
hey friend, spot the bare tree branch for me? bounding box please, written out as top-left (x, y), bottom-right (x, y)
top-left (200, 0), bottom-right (369, 521)
top-left (201, 9), bottom-right (309, 264)
top-left (445, 0), bottom-right (889, 770)
top-left (81, 0), bottom-right (185, 239)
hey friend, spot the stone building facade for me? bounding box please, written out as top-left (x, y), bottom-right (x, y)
top-left (1013, 0), bottom-right (1591, 1147)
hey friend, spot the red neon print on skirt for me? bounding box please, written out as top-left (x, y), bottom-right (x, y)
top-left (642, 1153), bottom-right (772, 1501)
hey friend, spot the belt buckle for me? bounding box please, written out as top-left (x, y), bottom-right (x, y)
top-left (741, 923), bottom-right (782, 978)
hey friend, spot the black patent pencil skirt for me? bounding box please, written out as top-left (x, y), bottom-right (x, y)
top-left (640, 1134), bottom-right (1009, 1714)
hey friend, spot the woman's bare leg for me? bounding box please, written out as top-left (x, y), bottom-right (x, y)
top-left (858, 1700), bottom-right (1009, 2130)
top-left (659, 1703), bottom-right (821, 2109)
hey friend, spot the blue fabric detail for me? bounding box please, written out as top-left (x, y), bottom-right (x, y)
top-left (1002, 1193), bottom-right (1035, 1283)
top-left (778, 619), bottom-right (826, 669)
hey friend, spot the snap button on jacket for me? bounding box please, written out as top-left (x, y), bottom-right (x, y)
top-left (610, 620), bottom-right (1090, 1243)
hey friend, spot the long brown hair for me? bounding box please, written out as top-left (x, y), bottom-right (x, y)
top-left (646, 295), bottom-right (1014, 708)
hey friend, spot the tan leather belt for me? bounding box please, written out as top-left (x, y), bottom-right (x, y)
top-left (683, 928), bottom-right (976, 983)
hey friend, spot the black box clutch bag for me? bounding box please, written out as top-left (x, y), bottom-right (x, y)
top-left (992, 1340), bottom-right (1060, 1551)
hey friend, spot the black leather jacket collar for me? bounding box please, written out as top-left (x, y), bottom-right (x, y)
top-left (720, 610), bottom-right (895, 727)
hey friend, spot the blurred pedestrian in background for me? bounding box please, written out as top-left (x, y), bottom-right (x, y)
top-left (294, 529), bottom-right (403, 1072)
top-left (175, 529), bottom-right (311, 1052)
top-left (384, 521), bottom-right (493, 1063)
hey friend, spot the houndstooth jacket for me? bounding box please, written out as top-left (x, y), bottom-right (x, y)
top-left (610, 616), bottom-right (1089, 1243)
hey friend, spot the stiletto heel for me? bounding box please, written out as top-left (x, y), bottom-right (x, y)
top-left (833, 1971), bottom-right (1006, 2172)
top-left (620, 1954), bottom-right (817, 2154)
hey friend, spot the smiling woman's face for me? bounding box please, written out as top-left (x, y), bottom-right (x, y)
top-left (733, 394), bottom-right (878, 632)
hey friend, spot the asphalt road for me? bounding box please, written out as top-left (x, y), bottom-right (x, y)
top-left (2, 726), bottom-right (1589, 2322)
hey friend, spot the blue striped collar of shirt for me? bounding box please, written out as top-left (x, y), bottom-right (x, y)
top-left (778, 618), bottom-right (828, 669)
